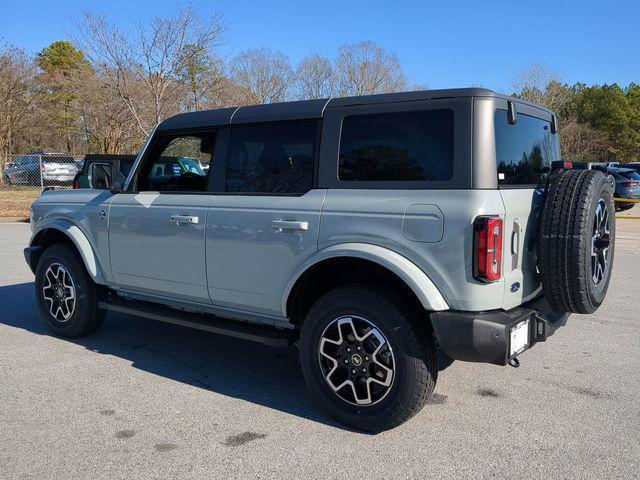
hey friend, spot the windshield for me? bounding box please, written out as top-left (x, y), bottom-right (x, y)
top-left (179, 158), bottom-right (205, 175)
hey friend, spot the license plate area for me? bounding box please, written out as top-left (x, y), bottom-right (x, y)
top-left (509, 318), bottom-right (530, 357)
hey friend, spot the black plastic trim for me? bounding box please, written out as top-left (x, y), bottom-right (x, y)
top-left (23, 246), bottom-right (42, 274)
top-left (99, 297), bottom-right (295, 347)
top-left (430, 296), bottom-right (570, 366)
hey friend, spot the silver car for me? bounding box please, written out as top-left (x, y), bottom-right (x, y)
top-left (4, 153), bottom-right (79, 186)
top-left (24, 89), bottom-right (616, 432)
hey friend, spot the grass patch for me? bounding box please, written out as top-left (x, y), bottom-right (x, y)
top-left (0, 188), bottom-right (41, 219)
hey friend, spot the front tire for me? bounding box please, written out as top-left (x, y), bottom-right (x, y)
top-left (35, 244), bottom-right (105, 337)
top-left (299, 286), bottom-right (437, 432)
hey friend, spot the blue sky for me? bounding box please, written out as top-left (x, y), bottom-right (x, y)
top-left (1, 0), bottom-right (638, 93)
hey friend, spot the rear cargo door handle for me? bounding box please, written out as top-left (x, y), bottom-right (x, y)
top-left (511, 221), bottom-right (521, 269)
top-left (272, 220), bottom-right (308, 232)
top-left (169, 215), bottom-right (199, 225)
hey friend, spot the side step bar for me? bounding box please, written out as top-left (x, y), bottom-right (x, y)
top-left (99, 298), bottom-right (295, 348)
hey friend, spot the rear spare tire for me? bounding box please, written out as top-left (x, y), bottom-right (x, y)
top-left (538, 169), bottom-right (615, 314)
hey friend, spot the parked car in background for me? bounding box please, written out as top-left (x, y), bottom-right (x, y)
top-left (73, 154), bottom-right (136, 189)
top-left (608, 167), bottom-right (640, 210)
top-left (4, 152), bottom-right (79, 186)
top-left (625, 162), bottom-right (640, 174)
top-left (572, 162), bottom-right (616, 190)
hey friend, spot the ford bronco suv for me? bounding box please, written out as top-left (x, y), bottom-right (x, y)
top-left (24, 89), bottom-right (615, 432)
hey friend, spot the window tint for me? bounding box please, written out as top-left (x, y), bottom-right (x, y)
top-left (225, 122), bottom-right (316, 194)
top-left (495, 110), bottom-right (560, 186)
top-left (138, 134), bottom-right (214, 192)
top-left (338, 109), bottom-right (454, 182)
top-left (119, 160), bottom-right (134, 177)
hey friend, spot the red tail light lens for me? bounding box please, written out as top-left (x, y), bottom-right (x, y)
top-left (473, 216), bottom-right (503, 282)
top-left (621, 181), bottom-right (639, 187)
top-left (73, 178), bottom-right (81, 189)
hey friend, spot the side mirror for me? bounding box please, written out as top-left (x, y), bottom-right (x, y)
top-left (89, 163), bottom-right (113, 190)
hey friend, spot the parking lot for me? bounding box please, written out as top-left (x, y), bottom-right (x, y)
top-left (0, 221), bottom-right (638, 480)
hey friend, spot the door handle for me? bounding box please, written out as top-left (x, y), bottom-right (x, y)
top-left (272, 220), bottom-right (309, 232)
top-left (169, 215), bottom-right (199, 225)
top-left (511, 221), bottom-right (521, 270)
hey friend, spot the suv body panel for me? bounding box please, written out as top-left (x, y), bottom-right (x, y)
top-left (206, 189), bottom-right (326, 316)
top-left (473, 96), bottom-right (555, 308)
top-left (319, 189), bottom-right (507, 311)
top-left (28, 88), bottom-right (560, 325)
top-left (28, 189), bottom-right (114, 284)
top-left (108, 192), bottom-right (213, 303)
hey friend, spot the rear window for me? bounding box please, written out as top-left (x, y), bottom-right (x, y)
top-left (618, 170), bottom-right (640, 181)
top-left (338, 109), bottom-right (454, 182)
top-left (495, 110), bottom-right (560, 186)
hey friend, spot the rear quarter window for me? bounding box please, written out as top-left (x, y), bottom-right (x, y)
top-left (495, 109), bottom-right (560, 186)
top-left (338, 109), bottom-right (454, 182)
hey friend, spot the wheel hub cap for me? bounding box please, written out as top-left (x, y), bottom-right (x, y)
top-left (591, 199), bottom-right (611, 286)
top-left (42, 263), bottom-right (76, 322)
top-left (318, 316), bottom-right (395, 406)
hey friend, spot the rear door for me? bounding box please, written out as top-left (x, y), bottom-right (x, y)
top-left (205, 121), bottom-right (324, 317)
top-left (493, 102), bottom-right (561, 309)
top-left (108, 133), bottom-right (216, 304)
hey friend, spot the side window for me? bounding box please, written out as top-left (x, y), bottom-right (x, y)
top-left (137, 134), bottom-right (215, 192)
top-left (495, 110), bottom-right (560, 186)
top-left (225, 121), bottom-right (316, 194)
top-left (89, 163), bottom-right (113, 189)
top-left (338, 109), bottom-right (454, 182)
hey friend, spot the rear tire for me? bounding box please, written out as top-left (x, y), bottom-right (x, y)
top-left (538, 169), bottom-right (615, 314)
top-left (35, 244), bottom-right (105, 337)
top-left (299, 286), bottom-right (437, 432)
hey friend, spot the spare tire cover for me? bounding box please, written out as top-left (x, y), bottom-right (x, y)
top-left (538, 169), bottom-right (615, 314)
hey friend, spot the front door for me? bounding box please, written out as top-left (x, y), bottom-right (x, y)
top-left (109, 192), bottom-right (212, 303)
top-left (205, 121), bottom-right (324, 317)
top-left (108, 134), bottom-right (216, 304)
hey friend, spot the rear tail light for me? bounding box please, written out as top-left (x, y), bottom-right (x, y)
top-left (621, 181), bottom-right (639, 187)
top-left (473, 216), bottom-right (503, 282)
top-left (73, 177), bottom-right (81, 189)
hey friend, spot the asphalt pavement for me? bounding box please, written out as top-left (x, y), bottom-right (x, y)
top-left (0, 221), bottom-right (638, 480)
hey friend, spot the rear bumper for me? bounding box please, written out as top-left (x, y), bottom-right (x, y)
top-left (430, 296), bottom-right (569, 366)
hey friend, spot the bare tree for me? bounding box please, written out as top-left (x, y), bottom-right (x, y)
top-left (0, 46), bottom-right (39, 155)
top-left (230, 48), bottom-right (293, 104)
top-left (334, 41), bottom-right (407, 96)
top-left (512, 63), bottom-right (571, 112)
top-left (559, 118), bottom-right (608, 162)
top-left (76, 5), bottom-right (225, 136)
top-left (296, 53), bottom-right (334, 99)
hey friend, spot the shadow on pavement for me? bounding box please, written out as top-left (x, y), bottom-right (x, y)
top-left (0, 281), bottom-right (454, 431)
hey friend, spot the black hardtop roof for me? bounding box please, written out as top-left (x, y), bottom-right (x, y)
top-left (157, 88), bottom-right (551, 132)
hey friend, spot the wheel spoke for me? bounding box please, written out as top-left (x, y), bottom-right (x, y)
top-left (318, 315), bottom-right (395, 407)
top-left (590, 199), bottom-right (611, 286)
top-left (42, 263), bottom-right (76, 322)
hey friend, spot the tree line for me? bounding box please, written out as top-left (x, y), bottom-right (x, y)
top-left (0, 5), bottom-right (638, 163)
